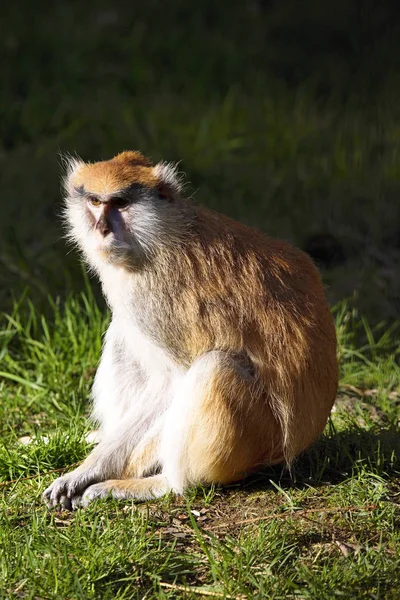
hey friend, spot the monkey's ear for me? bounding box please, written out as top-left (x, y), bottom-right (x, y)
top-left (153, 162), bottom-right (184, 202)
top-left (59, 153), bottom-right (85, 194)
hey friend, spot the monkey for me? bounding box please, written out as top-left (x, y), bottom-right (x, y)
top-left (42, 150), bottom-right (338, 510)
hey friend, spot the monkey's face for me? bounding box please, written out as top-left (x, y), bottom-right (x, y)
top-left (63, 151), bottom-right (189, 269)
top-left (67, 183), bottom-right (155, 266)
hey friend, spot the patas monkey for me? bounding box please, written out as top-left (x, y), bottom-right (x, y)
top-left (43, 150), bottom-right (338, 509)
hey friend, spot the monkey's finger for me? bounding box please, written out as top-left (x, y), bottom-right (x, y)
top-left (42, 485), bottom-right (57, 506)
top-left (60, 495), bottom-right (73, 511)
top-left (44, 477), bottom-right (69, 506)
top-left (71, 495), bottom-right (83, 510)
top-left (50, 487), bottom-right (66, 505)
top-left (42, 487), bottom-right (51, 501)
top-left (41, 490), bottom-right (52, 507)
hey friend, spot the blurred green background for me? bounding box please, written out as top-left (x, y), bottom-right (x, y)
top-left (1, 0), bottom-right (400, 320)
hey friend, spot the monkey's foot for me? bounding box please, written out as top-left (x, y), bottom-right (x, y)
top-left (65, 475), bottom-right (169, 509)
top-left (42, 468), bottom-right (101, 508)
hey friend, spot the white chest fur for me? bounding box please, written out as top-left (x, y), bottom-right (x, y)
top-left (92, 264), bottom-right (184, 436)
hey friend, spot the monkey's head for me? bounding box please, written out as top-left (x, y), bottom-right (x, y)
top-left (63, 151), bottom-right (190, 269)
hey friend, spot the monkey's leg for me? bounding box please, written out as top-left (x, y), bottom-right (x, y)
top-left (161, 350), bottom-right (283, 492)
top-left (75, 351), bottom-right (283, 507)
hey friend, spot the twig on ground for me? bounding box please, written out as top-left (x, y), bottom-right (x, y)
top-left (0, 463), bottom-right (79, 488)
top-left (339, 384), bottom-right (366, 395)
top-left (159, 581), bottom-right (246, 599)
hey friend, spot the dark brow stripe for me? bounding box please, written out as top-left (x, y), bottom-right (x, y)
top-left (116, 183), bottom-right (142, 199)
top-left (74, 185), bottom-right (88, 197)
top-left (73, 182), bottom-right (145, 201)
top-left (74, 185), bottom-right (103, 201)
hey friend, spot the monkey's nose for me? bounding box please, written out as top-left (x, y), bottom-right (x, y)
top-left (96, 215), bottom-right (111, 237)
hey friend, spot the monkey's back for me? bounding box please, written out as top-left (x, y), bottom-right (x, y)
top-left (139, 206), bottom-right (338, 463)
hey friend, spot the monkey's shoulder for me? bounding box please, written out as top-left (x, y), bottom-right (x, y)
top-left (190, 206), bottom-right (323, 292)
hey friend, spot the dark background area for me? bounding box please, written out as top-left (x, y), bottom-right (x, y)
top-left (1, 0), bottom-right (400, 322)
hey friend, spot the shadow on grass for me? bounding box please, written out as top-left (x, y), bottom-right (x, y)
top-left (233, 423), bottom-right (400, 493)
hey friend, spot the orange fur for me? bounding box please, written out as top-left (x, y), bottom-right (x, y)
top-left (92, 476), bottom-right (169, 500)
top-left (71, 151), bottom-right (157, 195)
top-left (124, 428), bottom-right (161, 479)
top-left (183, 353), bottom-right (284, 484)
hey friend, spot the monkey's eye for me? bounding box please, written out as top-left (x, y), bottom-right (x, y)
top-left (88, 197), bottom-right (101, 207)
top-left (111, 197), bottom-right (130, 210)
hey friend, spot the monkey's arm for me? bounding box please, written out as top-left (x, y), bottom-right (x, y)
top-left (43, 319), bottom-right (174, 508)
top-left (42, 415), bottom-right (163, 509)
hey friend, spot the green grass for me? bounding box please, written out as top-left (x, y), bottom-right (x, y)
top-left (0, 291), bottom-right (399, 599)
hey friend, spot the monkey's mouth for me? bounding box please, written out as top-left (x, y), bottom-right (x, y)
top-left (92, 233), bottom-right (134, 262)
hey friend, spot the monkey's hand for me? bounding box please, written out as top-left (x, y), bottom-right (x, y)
top-left (42, 465), bottom-right (102, 509)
